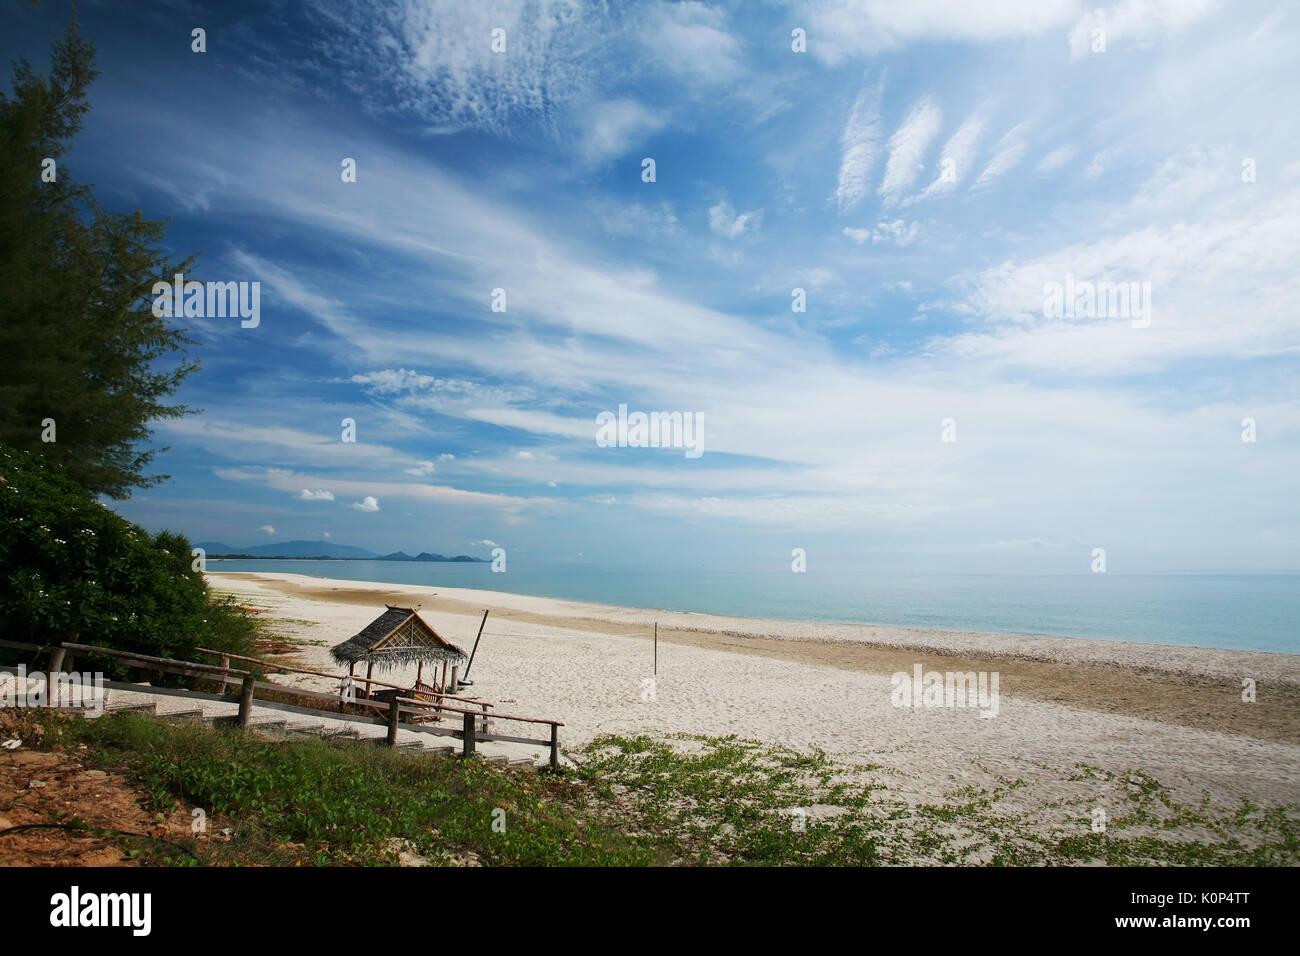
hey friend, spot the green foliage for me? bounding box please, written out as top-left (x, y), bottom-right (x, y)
top-left (0, 443), bottom-right (259, 665)
top-left (33, 711), bottom-right (662, 867)
top-left (0, 15), bottom-right (199, 498)
top-left (13, 711), bottom-right (1298, 867)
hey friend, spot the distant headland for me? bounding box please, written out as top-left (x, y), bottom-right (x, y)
top-left (194, 539), bottom-right (487, 562)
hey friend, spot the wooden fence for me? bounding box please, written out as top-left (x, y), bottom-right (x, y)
top-left (0, 637), bottom-right (563, 768)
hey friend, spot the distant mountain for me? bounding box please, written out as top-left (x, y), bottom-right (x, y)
top-left (381, 551), bottom-right (486, 562)
top-left (197, 539), bottom-right (378, 559)
top-left (197, 539), bottom-right (485, 561)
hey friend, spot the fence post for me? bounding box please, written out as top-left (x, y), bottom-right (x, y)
top-left (462, 710), bottom-right (476, 759)
top-left (219, 654), bottom-right (231, 694)
top-left (387, 697), bottom-right (401, 747)
top-left (549, 723), bottom-right (559, 770)
top-left (46, 647), bottom-right (65, 708)
top-left (238, 673), bottom-right (255, 727)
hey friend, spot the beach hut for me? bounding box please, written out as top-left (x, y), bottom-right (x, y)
top-left (331, 606), bottom-right (468, 702)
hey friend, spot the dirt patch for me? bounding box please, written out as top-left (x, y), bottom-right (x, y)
top-left (0, 713), bottom-right (196, 866)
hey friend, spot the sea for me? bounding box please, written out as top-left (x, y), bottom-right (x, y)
top-left (208, 560), bottom-right (1300, 655)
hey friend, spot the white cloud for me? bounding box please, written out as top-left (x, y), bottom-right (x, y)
top-left (351, 496), bottom-right (381, 513)
top-left (640, 1), bottom-right (741, 84)
top-left (321, 0), bottom-right (607, 136)
top-left (844, 220), bottom-right (920, 246)
top-left (298, 488), bottom-right (336, 501)
top-left (707, 200), bottom-right (763, 238)
top-left (1068, 0), bottom-right (1222, 59)
top-left (907, 107), bottom-right (987, 203)
top-left (835, 80), bottom-right (883, 212)
top-left (879, 96), bottom-right (943, 203)
top-left (258, 525), bottom-right (276, 535)
top-left (807, 0), bottom-right (1083, 63)
top-left (1035, 144), bottom-right (1077, 174)
top-left (576, 99), bottom-right (666, 164)
top-left (1084, 147), bottom-right (1120, 180)
top-left (403, 461), bottom-right (436, 476)
top-left (973, 121), bottom-right (1031, 190)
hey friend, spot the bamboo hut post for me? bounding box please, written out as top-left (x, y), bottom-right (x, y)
top-left (365, 661), bottom-right (374, 700)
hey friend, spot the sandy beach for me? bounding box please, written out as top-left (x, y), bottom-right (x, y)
top-left (205, 570), bottom-right (1300, 830)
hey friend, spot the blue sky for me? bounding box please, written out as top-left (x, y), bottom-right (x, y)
top-left (7, 0), bottom-right (1299, 572)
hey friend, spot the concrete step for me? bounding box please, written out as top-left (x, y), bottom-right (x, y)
top-left (104, 703), bottom-right (157, 717)
top-left (249, 719), bottom-right (288, 738)
top-left (284, 722), bottom-right (326, 737)
top-left (483, 754), bottom-right (509, 767)
top-left (508, 757), bottom-right (538, 771)
top-left (157, 709), bottom-right (205, 724)
top-left (424, 745), bottom-right (456, 757)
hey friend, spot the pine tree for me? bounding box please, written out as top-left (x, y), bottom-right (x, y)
top-left (0, 15), bottom-right (199, 499)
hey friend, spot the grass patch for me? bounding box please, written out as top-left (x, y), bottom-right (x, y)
top-left (575, 733), bottom-right (1300, 866)
top-left (9, 713), bottom-right (1296, 866)
top-left (15, 710), bottom-right (666, 866)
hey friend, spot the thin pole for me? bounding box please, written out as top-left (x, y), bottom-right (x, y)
top-left (462, 609), bottom-right (490, 681)
top-left (654, 622), bottom-right (657, 675)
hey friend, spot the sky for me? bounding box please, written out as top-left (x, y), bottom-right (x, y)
top-left (6, 0), bottom-right (1300, 573)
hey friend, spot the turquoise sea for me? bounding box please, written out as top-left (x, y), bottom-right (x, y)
top-left (209, 560), bottom-right (1300, 655)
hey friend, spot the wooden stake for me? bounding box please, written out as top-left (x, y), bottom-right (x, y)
top-left (654, 622), bottom-right (658, 676)
top-left (463, 609), bottom-right (490, 681)
top-left (387, 697), bottom-right (401, 747)
top-left (238, 673), bottom-right (256, 727)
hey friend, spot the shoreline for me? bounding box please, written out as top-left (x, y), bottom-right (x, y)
top-left (205, 561), bottom-right (1300, 657)
top-left (208, 570), bottom-right (1300, 682)
top-left (209, 571), bottom-right (1300, 747)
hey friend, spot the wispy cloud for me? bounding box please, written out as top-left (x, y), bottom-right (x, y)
top-left (1068, 0), bottom-right (1222, 59)
top-left (906, 106), bottom-right (987, 203)
top-left (835, 79), bottom-right (884, 212)
top-left (972, 121), bottom-right (1031, 190)
top-left (880, 96), bottom-right (942, 204)
top-left (708, 199), bottom-right (763, 238)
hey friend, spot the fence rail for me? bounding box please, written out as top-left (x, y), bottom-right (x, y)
top-left (0, 638), bottom-right (563, 768)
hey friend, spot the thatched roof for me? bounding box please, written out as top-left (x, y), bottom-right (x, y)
top-left (330, 606), bottom-right (467, 669)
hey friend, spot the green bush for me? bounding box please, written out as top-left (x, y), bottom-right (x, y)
top-left (0, 443), bottom-right (258, 670)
